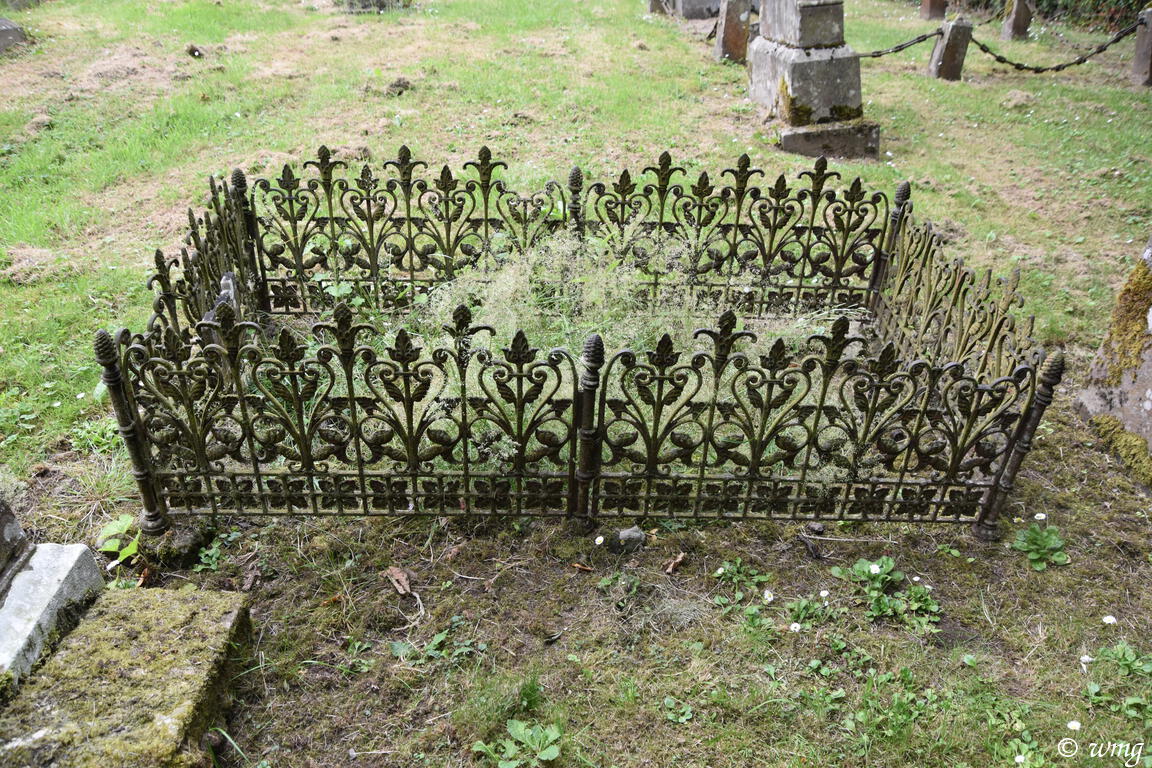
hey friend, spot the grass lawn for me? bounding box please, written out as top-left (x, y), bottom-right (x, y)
top-left (1, 0), bottom-right (1151, 766)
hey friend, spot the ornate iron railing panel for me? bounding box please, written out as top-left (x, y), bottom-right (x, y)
top-left (95, 149), bottom-right (1061, 540)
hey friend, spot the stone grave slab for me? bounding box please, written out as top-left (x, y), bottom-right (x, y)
top-left (0, 588), bottom-right (251, 768)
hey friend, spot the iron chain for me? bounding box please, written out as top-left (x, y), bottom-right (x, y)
top-left (860, 29), bottom-right (944, 58)
top-left (970, 17), bottom-right (1145, 73)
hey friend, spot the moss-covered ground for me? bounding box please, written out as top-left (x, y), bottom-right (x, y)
top-left (1, 0), bottom-right (1151, 766)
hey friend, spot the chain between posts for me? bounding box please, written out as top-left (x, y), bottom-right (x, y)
top-left (860, 29), bottom-right (944, 58)
top-left (970, 16), bottom-right (1145, 73)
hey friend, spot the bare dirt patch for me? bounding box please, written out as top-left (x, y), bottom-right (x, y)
top-left (0, 245), bottom-right (76, 286)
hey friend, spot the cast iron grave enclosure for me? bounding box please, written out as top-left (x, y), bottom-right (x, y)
top-left (96, 147), bottom-right (1062, 539)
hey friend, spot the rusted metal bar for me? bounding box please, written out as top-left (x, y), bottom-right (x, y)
top-left (973, 350), bottom-right (1065, 540)
top-left (574, 333), bottom-right (604, 523)
top-left (94, 330), bottom-right (170, 535)
top-left (230, 168), bottom-right (270, 315)
top-left (567, 166), bottom-right (585, 240)
top-left (867, 180), bottom-right (911, 310)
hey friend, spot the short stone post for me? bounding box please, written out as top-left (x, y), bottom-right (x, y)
top-left (1001, 0), bottom-right (1032, 41)
top-left (1133, 9), bottom-right (1152, 87)
top-left (973, 351), bottom-right (1064, 540)
top-left (928, 18), bottom-right (973, 81)
top-left (715, 0), bottom-right (751, 63)
top-left (94, 330), bottom-right (171, 535)
top-left (920, 0), bottom-right (946, 21)
top-left (574, 334), bottom-right (604, 525)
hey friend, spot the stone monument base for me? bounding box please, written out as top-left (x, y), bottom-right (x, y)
top-left (777, 120), bottom-right (881, 159)
top-left (748, 36), bottom-right (862, 125)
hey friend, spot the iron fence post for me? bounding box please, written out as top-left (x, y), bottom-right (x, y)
top-left (574, 333), bottom-right (604, 524)
top-left (230, 168), bottom-right (270, 315)
top-left (867, 180), bottom-right (911, 310)
top-left (568, 166), bottom-right (585, 240)
top-left (95, 330), bottom-right (171, 535)
top-left (973, 350), bottom-right (1064, 541)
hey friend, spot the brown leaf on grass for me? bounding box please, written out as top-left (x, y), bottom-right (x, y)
top-left (571, 562), bottom-right (593, 573)
top-left (386, 566), bottom-right (411, 595)
top-left (663, 552), bottom-right (687, 575)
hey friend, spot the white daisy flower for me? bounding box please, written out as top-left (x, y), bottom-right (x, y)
top-left (912, 576), bottom-right (921, 582)
top-left (594, 536), bottom-right (604, 546)
top-left (762, 589), bottom-right (775, 603)
top-left (819, 589), bottom-right (829, 598)
top-left (1102, 615), bottom-right (1118, 625)
top-left (1034, 513), bottom-right (1047, 521)
top-left (1015, 756), bottom-right (1026, 765)
top-left (869, 563), bottom-right (881, 575)
top-left (1067, 720), bottom-right (1081, 731)
top-left (789, 622), bottom-right (801, 633)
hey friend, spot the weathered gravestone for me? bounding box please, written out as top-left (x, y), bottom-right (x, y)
top-left (0, 499), bottom-right (30, 598)
top-left (0, 17), bottom-right (27, 54)
top-left (748, 0), bottom-right (879, 158)
top-left (928, 17), bottom-right (973, 80)
top-left (1077, 236), bottom-right (1152, 485)
top-left (1001, 0), bottom-right (1032, 41)
top-left (715, 0), bottom-right (751, 62)
top-left (0, 499), bottom-right (103, 691)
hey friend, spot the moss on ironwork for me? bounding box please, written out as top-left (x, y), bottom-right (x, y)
top-left (1091, 414), bottom-right (1152, 487)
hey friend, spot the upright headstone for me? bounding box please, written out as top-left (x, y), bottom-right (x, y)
top-left (1000, 0), bottom-right (1032, 41)
top-left (715, 0), bottom-right (751, 63)
top-left (0, 17), bottom-right (26, 54)
top-left (1077, 235), bottom-right (1152, 484)
top-left (920, 0), bottom-right (947, 21)
top-left (928, 17), bottom-right (973, 80)
top-left (1133, 8), bottom-right (1152, 87)
top-left (648, 0), bottom-right (668, 13)
top-left (748, 0), bottom-right (879, 157)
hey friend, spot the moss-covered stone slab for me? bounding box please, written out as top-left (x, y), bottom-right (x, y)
top-left (1077, 236), bottom-right (1152, 485)
top-left (0, 588), bottom-right (250, 768)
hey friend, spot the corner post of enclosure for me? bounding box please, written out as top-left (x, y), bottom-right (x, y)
top-left (230, 168), bottom-right (270, 315)
top-left (574, 333), bottom-right (604, 524)
top-left (972, 350), bottom-right (1064, 541)
top-left (868, 181), bottom-right (911, 311)
top-left (568, 166), bottom-right (585, 241)
top-left (95, 330), bottom-right (170, 536)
